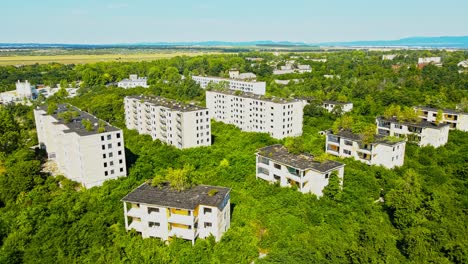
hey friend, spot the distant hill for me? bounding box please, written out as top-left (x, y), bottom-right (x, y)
top-left (1, 36), bottom-right (467, 49)
top-left (318, 36), bottom-right (468, 48)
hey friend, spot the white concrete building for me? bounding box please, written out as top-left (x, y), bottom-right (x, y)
top-left (118, 74), bottom-right (149, 88)
top-left (16, 80), bottom-right (35, 99)
top-left (228, 70), bottom-right (256, 80)
top-left (322, 101), bottom-right (353, 113)
top-left (192, 75), bottom-right (266, 95)
top-left (458, 60), bottom-right (468, 68)
top-left (124, 96), bottom-right (211, 149)
top-left (206, 90), bottom-right (306, 139)
top-left (418, 57), bottom-right (442, 66)
top-left (122, 182), bottom-right (231, 244)
top-left (256, 144), bottom-right (345, 197)
top-left (273, 64), bottom-right (312, 75)
top-left (382, 54), bottom-right (397, 60)
top-left (325, 130), bottom-right (406, 169)
top-left (34, 104), bottom-right (127, 188)
top-left (36, 87), bottom-right (79, 98)
top-left (414, 106), bottom-right (468, 132)
top-left (376, 117), bottom-right (450, 148)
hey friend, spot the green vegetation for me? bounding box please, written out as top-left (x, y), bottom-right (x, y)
top-left (0, 50), bottom-right (467, 263)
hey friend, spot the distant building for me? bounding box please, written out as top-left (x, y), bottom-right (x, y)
top-left (273, 63), bottom-right (312, 75)
top-left (256, 144), bottom-right (345, 197)
top-left (206, 90), bottom-right (306, 139)
top-left (124, 96), bottom-right (211, 149)
top-left (414, 106), bottom-right (468, 131)
top-left (326, 130), bottom-right (406, 169)
top-left (417, 57), bottom-right (442, 68)
top-left (458, 60), bottom-right (468, 68)
top-left (122, 182), bottom-right (231, 244)
top-left (376, 117), bottom-right (449, 148)
top-left (228, 69), bottom-right (256, 80)
top-left (34, 104), bottom-right (127, 188)
top-left (118, 75), bottom-right (149, 88)
top-left (192, 75), bottom-right (266, 95)
top-left (382, 54), bottom-right (397, 60)
top-left (245, 57), bottom-right (264, 62)
top-left (322, 101), bottom-right (353, 113)
top-left (307, 58), bottom-right (327, 62)
top-left (16, 80), bottom-right (35, 99)
top-left (36, 87), bottom-right (79, 98)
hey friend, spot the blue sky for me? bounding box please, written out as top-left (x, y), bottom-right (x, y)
top-left (1, 0), bottom-right (467, 44)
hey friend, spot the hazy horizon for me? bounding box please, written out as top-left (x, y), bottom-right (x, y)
top-left (1, 0), bottom-right (467, 44)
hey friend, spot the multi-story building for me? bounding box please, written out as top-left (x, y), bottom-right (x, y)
top-left (382, 54), bottom-right (397, 60)
top-left (206, 90), bottom-right (306, 139)
top-left (228, 70), bottom-right (256, 80)
top-left (124, 96), bottom-right (211, 149)
top-left (414, 106), bottom-right (468, 131)
top-left (16, 80), bottom-right (36, 99)
top-left (122, 182), bottom-right (231, 244)
top-left (256, 144), bottom-right (345, 197)
top-left (192, 75), bottom-right (266, 95)
top-left (376, 117), bottom-right (449, 148)
top-left (273, 64), bottom-right (312, 75)
top-left (322, 100), bottom-right (353, 113)
top-left (34, 104), bottom-right (127, 188)
top-left (325, 130), bottom-right (406, 169)
top-left (118, 74), bottom-right (149, 88)
top-left (418, 57), bottom-right (442, 68)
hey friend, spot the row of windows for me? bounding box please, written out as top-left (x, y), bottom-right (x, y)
top-left (197, 138), bottom-right (210, 144)
top-left (103, 159), bottom-right (124, 167)
top-left (101, 142), bottom-right (122, 150)
top-left (100, 133), bottom-right (121, 141)
top-left (104, 167), bottom-right (124, 176)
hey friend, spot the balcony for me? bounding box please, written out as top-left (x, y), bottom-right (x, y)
top-left (128, 220), bottom-right (143, 231)
top-left (444, 114), bottom-right (458, 121)
top-left (378, 121), bottom-right (391, 129)
top-left (169, 227), bottom-right (197, 240)
top-left (127, 207), bottom-right (143, 217)
top-left (408, 126), bottom-right (422, 134)
top-left (168, 213), bottom-right (195, 226)
top-left (327, 144), bottom-right (340, 154)
top-left (378, 129), bottom-right (390, 136)
top-left (327, 135), bottom-right (339, 144)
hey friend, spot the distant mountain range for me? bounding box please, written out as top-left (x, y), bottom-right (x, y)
top-left (1, 36), bottom-right (468, 49)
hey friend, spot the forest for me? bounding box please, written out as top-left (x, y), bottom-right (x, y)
top-left (0, 50), bottom-right (467, 263)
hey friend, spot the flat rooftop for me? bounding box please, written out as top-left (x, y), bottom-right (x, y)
top-left (126, 95), bottom-right (207, 112)
top-left (207, 89), bottom-right (302, 104)
top-left (377, 116), bottom-right (450, 129)
top-left (257, 144), bottom-right (344, 172)
top-left (415, 106), bottom-right (467, 115)
top-left (192, 75), bottom-right (263, 84)
top-left (334, 129), bottom-right (405, 146)
top-left (121, 182), bottom-right (231, 210)
top-left (36, 104), bottom-right (121, 136)
top-left (323, 100), bottom-right (352, 105)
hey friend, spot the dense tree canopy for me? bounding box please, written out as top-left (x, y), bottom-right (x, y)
top-left (0, 50), bottom-right (467, 263)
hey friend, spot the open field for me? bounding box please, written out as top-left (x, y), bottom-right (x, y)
top-left (0, 51), bottom-right (225, 65)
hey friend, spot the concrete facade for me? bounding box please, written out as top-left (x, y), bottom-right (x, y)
top-left (415, 106), bottom-right (468, 132)
top-left (34, 104), bottom-right (127, 188)
top-left (118, 75), bottom-right (149, 88)
top-left (256, 145), bottom-right (345, 197)
top-left (322, 101), bottom-right (353, 113)
top-left (325, 130), bottom-right (406, 169)
top-left (376, 117), bottom-right (449, 148)
top-left (192, 75), bottom-right (266, 95)
top-left (206, 90), bottom-right (306, 139)
top-left (125, 96), bottom-right (211, 149)
top-left (122, 183), bottom-right (231, 244)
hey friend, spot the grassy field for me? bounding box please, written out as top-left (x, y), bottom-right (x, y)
top-left (0, 52), bottom-right (224, 65)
